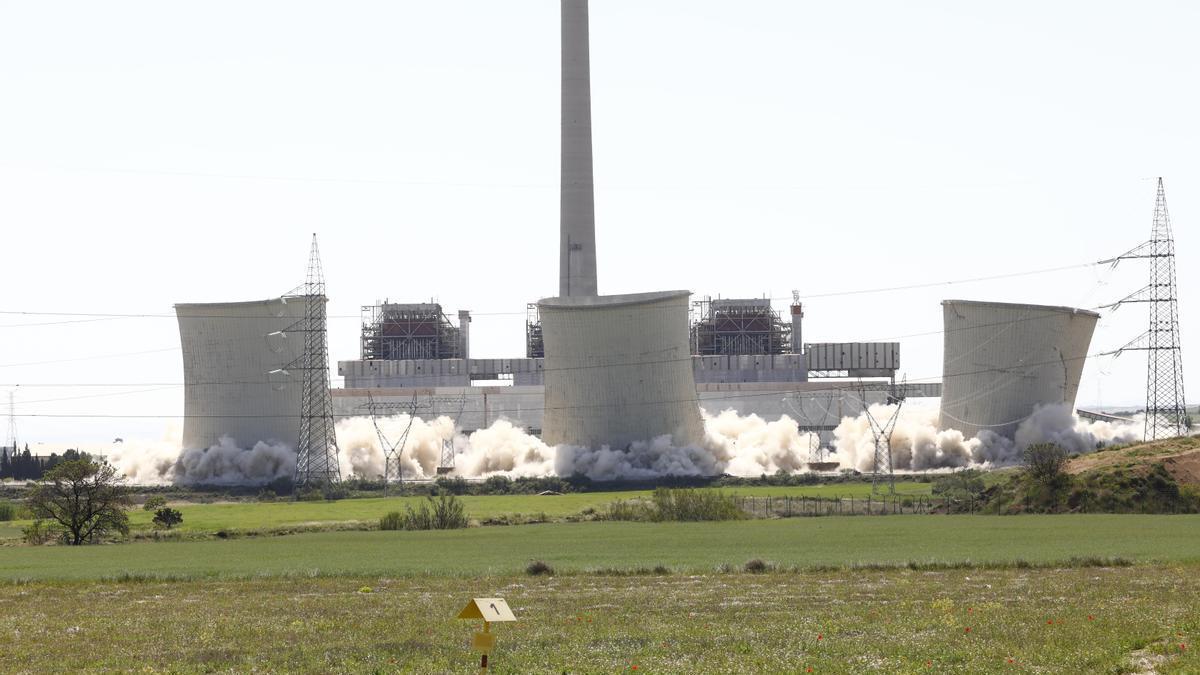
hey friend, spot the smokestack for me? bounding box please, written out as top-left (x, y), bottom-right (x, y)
top-left (560, 0), bottom-right (598, 297)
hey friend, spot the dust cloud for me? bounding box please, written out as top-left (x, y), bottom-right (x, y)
top-left (105, 403), bottom-right (1147, 485)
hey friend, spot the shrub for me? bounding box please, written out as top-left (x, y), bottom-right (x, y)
top-left (0, 500), bottom-right (17, 522)
top-left (379, 495), bottom-right (468, 531)
top-left (379, 511), bottom-right (405, 531)
top-left (483, 475), bottom-right (513, 494)
top-left (142, 495), bottom-right (167, 512)
top-left (322, 484), bottom-right (350, 501)
top-left (266, 476), bottom-right (294, 497)
top-left (1023, 443), bottom-right (1069, 486)
top-left (603, 499), bottom-right (655, 521)
top-left (434, 476), bottom-right (470, 496)
top-left (652, 488), bottom-right (744, 521)
top-left (525, 560), bottom-right (554, 576)
top-left (297, 486), bottom-right (325, 502)
top-left (744, 558), bottom-right (772, 573)
top-left (22, 519), bottom-right (57, 545)
top-left (932, 469), bottom-right (986, 499)
top-left (152, 507), bottom-right (183, 530)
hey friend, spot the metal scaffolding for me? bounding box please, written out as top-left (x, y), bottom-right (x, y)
top-left (360, 302), bottom-right (465, 361)
top-left (525, 303), bottom-right (545, 358)
top-left (690, 297), bottom-right (791, 356)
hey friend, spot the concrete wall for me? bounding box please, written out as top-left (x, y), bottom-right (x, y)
top-left (539, 290), bottom-right (703, 448)
top-left (338, 354), bottom-right (810, 388)
top-left (939, 299), bottom-right (1100, 439)
top-left (176, 297), bottom-right (306, 450)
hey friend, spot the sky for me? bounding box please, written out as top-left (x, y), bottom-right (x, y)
top-left (1, 0), bottom-right (1197, 447)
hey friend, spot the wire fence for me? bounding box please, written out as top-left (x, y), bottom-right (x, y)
top-left (734, 494), bottom-right (985, 517)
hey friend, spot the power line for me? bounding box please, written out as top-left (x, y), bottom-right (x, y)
top-left (9, 344), bottom-right (1128, 420)
top-left (0, 255), bottom-right (1119, 326)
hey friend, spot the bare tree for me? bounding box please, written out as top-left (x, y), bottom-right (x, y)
top-left (27, 460), bottom-right (132, 545)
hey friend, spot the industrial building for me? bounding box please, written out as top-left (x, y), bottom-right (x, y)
top-left (331, 0), bottom-right (933, 452)
top-left (176, 297), bottom-right (306, 450)
top-left (360, 301), bottom-right (469, 362)
top-left (938, 299), bottom-right (1100, 439)
top-left (176, 0), bottom-right (944, 467)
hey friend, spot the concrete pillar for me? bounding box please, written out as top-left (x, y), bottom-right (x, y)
top-left (790, 302), bottom-right (804, 354)
top-left (560, 0), bottom-right (598, 297)
top-left (457, 310), bottom-right (471, 361)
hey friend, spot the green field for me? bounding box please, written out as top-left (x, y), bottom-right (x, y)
top-left (5, 481), bottom-right (927, 536)
top-left (4, 515), bottom-right (1199, 582)
top-left (3, 565), bottom-right (1196, 672)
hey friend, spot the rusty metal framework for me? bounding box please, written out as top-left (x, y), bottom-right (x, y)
top-left (690, 297), bottom-right (791, 356)
top-left (360, 302), bottom-right (464, 361)
top-left (525, 303), bottom-right (545, 358)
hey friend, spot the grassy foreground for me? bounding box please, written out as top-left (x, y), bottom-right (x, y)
top-left (2, 565), bottom-right (1197, 673)
top-left (32, 482), bottom-right (930, 536)
top-left (4, 515), bottom-right (1200, 582)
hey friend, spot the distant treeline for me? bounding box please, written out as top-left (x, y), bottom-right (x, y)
top-left (0, 447), bottom-right (94, 481)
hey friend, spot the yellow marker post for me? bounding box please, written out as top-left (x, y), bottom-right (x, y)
top-left (457, 598), bottom-right (517, 673)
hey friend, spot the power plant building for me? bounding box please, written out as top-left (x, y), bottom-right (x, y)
top-left (938, 299), bottom-right (1100, 439)
top-left (176, 297), bottom-right (307, 451)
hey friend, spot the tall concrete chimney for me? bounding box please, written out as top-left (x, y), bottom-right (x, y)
top-left (560, 0), bottom-right (598, 297)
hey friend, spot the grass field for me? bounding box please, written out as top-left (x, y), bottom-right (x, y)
top-left (2, 565), bottom-right (1196, 672)
top-left (0, 481), bottom-right (932, 538)
top-left (4, 515), bottom-right (1199, 582)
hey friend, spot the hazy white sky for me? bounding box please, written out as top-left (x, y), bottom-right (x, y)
top-left (1, 0), bottom-right (1197, 446)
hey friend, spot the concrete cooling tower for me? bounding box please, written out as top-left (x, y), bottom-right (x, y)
top-left (539, 291), bottom-right (704, 449)
top-left (176, 297), bottom-right (306, 450)
top-left (938, 299), bottom-right (1100, 440)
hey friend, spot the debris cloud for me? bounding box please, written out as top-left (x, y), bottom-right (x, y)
top-left (104, 402), bottom-right (1147, 485)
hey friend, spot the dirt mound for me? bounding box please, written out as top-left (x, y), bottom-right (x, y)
top-left (1068, 436), bottom-right (1200, 486)
top-left (1161, 450), bottom-right (1200, 486)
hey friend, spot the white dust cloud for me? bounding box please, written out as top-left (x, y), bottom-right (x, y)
top-left (831, 400), bottom-right (1143, 472)
top-left (105, 403), bottom-right (1148, 485)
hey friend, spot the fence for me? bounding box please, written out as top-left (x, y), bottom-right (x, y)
top-left (734, 495), bottom-right (985, 517)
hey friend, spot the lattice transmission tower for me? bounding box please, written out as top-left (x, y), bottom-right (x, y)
top-left (1111, 178), bottom-right (1189, 439)
top-left (861, 381), bottom-right (906, 494)
top-left (294, 234), bottom-right (342, 485)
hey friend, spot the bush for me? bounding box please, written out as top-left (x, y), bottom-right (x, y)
top-left (603, 489), bottom-right (744, 522)
top-left (434, 476), bottom-right (470, 495)
top-left (525, 560), bottom-right (554, 576)
top-left (1023, 443), bottom-right (1069, 486)
top-left (379, 495), bottom-right (468, 531)
top-left (22, 519), bottom-right (57, 545)
top-left (0, 500), bottom-right (17, 522)
top-left (142, 495), bottom-right (167, 512)
top-left (267, 476), bottom-right (294, 497)
top-left (483, 475), bottom-right (513, 494)
top-left (296, 486), bottom-right (325, 502)
top-left (152, 507), bottom-right (183, 530)
top-left (932, 469), bottom-right (986, 499)
top-left (744, 558), bottom-right (771, 573)
top-left (652, 488), bottom-right (744, 522)
top-left (603, 499), bottom-right (656, 521)
top-left (379, 511), bottom-right (405, 531)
